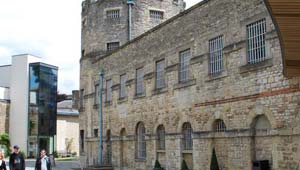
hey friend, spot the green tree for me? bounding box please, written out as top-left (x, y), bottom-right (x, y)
top-left (0, 133), bottom-right (11, 156)
top-left (181, 160), bottom-right (189, 170)
top-left (210, 148), bottom-right (220, 170)
top-left (153, 160), bottom-right (164, 170)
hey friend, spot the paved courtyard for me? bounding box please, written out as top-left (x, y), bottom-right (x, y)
top-left (7, 159), bottom-right (83, 170)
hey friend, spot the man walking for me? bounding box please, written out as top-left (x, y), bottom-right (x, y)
top-left (9, 145), bottom-right (25, 170)
top-left (35, 149), bottom-right (51, 170)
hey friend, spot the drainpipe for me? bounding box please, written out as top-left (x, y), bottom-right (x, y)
top-left (127, 0), bottom-right (135, 41)
top-left (99, 69), bottom-right (104, 166)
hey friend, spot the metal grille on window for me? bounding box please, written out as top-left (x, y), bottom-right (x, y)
top-left (137, 123), bottom-right (146, 159)
top-left (136, 68), bottom-right (144, 95)
top-left (106, 79), bottom-right (112, 102)
top-left (180, 50), bottom-right (191, 82)
top-left (156, 60), bottom-right (165, 89)
top-left (107, 42), bottom-right (120, 51)
top-left (150, 10), bottom-right (164, 20)
top-left (182, 122), bottom-right (193, 150)
top-left (119, 74), bottom-right (127, 99)
top-left (247, 19), bottom-right (266, 64)
top-left (94, 84), bottom-right (99, 104)
top-left (106, 9), bottom-right (120, 19)
top-left (215, 119), bottom-right (226, 132)
top-left (157, 125), bottom-right (165, 150)
top-left (209, 36), bottom-right (224, 75)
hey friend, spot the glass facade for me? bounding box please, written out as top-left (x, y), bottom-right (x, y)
top-left (28, 63), bottom-right (58, 158)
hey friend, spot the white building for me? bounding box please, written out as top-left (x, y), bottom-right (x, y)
top-left (0, 54), bottom-right (58, 157)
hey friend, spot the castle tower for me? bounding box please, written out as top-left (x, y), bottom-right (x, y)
top-left (81, 0), bottom-right (185, 60)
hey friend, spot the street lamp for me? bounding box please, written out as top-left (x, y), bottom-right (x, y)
top-left (98, 69), bottom-right (104, 166)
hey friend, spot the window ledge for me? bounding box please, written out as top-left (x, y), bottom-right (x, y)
top-left (157, 149), bottom-right (166, 153)
top-left (182, 150), bottom-right (193, 154)
top-left (152, 87), bottom-right (168, 95)
top-left (104, 101), bottom-right (112, 107)
top-left (118, 97), bottom-right (128, 104)
top-left (239, 58), bottom-right (273, 74)
top-left (205, 71), bottom-right (228, 82)
top-left (134, 93), bottom-right (146, 100)
top-left (135, 158), bottom-right (146, 162)
top-left (174, 79), bottom-right (196, 90)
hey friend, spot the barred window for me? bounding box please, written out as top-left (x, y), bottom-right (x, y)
top-left (182, 122), bottom-right (193, 150)
top-left (106, 79), bottom-right (112, 102)
top-left (157, 125), bottom-right (165, 150)
top-left (247, 19), bottom-right (267, 64)
top-left (209, 36), bottom-right (224, 75)
top-left (106, 9), bottom-right (120, 19)
top-left (94, 84), bottom-right (99, 104)
top-left (179, 49), bottom-right (191, 83)
top-left (119, 74), bottom-right (127, 99)
top-left (150, 10), bottom-right (164, 20)
top-left (80, 89), bottom-right (84, 108)
top-left (107, 42), bottom-right (120, 51)
top-left (214, 119), bottom-right (226, 132)
top-left (136, 122), bottom-right (146, 159)
top-left (136, 68), bottom-right (144, 95)
top-left (156, 60), bottom-right (165, 89)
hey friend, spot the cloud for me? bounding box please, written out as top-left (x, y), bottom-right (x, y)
top-left (0, 0), bottom-right (202, 94)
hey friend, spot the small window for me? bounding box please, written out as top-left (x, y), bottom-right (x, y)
top-left (106, 9), bottom-right (120, 19)
top-left (247, 19), bottom-right (266, 64)
top-left (94, 84), bottom-right (99, 104)
top-left (179, 49), bottom-right (191, 83)
top-left (209, 36), bottom-right (224, 75)
top-left (119, 74), bottom-right (127, 99)
top-left (214, 119), bottom-right (226, 132)
top-left (136, 68), bottom-right (144, 95)
top-left (182, 122), bottom-right (193, 150)
top-left (80, 130), bottom-right (84, 151)
top-left (157, 125), bottom-right (165, 150)
top-left (107, 42), bottom-right (120, 51)
top-left (106, 79), bottom-right (112, 102)
top-left (150, 10), bottom-right (164, 20)
top-left (156, 60), bottom-right (165, 89)
top-left (94, 129), bottom-right (98, 137)
top-left (80, 89), bottom-right (84, 108)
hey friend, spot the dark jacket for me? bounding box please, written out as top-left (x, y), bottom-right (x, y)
top-left (0, 160), bottom-right (7, 170)
top-left (9, 153), bottom-right (25, 170)
top-left (35, 156), bottom-right (51, 170)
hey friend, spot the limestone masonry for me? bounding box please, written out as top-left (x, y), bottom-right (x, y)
top-left (79, 0), bottom-right (300, 169)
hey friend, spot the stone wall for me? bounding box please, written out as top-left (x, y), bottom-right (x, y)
top-left (0, 101), bottom-right (9, 134)
top-left (79, 0), bottom-right (300, 169)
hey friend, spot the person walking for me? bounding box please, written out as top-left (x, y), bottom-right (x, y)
top-left (35, 149), bottom-right (51, 170)
top-left (9, 145), bottom-right (25, 170)
top-left (0, 152), bottom-right (7, 170)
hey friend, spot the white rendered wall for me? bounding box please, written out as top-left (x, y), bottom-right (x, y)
top-left (0, 87), bottom-right (10, 100)
top-left (0, 65), bottom-right (11, 88)
top-left (9, 54), bottom-right (40, 154)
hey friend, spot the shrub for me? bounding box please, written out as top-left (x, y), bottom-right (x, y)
top-left (181, 160), bottom-right (189, 170)
top-left (210, 148), bottom-right (219, 170)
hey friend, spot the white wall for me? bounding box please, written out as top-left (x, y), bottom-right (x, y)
top-left (0, 87), bottom-right (10, 100)
top-left (0, 65), bottom-right (11, 87)
top-left (9, 54), bottom-right (40, 154)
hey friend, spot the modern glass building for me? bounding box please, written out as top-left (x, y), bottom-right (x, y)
top-left (28, 62), bottom-right (58, 157)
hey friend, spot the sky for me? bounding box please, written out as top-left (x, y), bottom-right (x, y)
top-left (0, 0), bottom-right (202, 94)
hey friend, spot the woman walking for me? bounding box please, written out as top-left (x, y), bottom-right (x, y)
top-left (0, 152), bottom-right (7, 170)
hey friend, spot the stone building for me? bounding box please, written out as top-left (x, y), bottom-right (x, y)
top-left (79, 0), bottom-right (300, 169)
top-left (0, 88), bottom-right (9, 134)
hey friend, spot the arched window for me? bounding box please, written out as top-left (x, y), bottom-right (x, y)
top-left (157, 125), bottom-right (165, 150)
top-left (106, 130), bottom-right (112, 164)
top-left (120, 128), bottom-right (127, 167)
top-left (182, 122), bottom-right (193, 150)
top-left (214, 119), bottom-right (226, 132)
top-left (136, 122), bottom-right (146, 159)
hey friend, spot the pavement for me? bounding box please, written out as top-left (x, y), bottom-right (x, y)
top-left (6, 159), bottom-right (83, 170)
